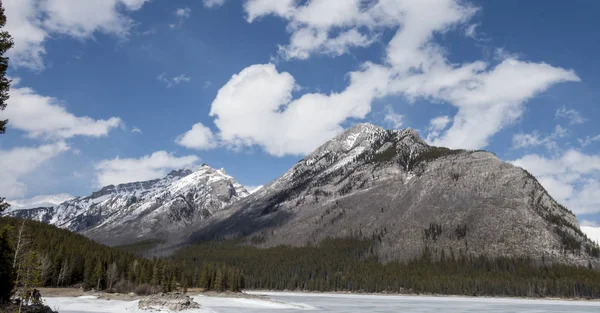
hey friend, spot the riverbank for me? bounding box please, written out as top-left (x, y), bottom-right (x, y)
top-left (37, 287), bottom-right (600, 303)
top-left (38, 291), bottom-right (600, 313)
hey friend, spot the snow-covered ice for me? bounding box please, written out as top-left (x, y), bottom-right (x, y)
top-left (43, 292), bottom-right (600, 313)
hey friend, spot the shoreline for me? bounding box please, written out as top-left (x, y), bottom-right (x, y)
top-left (38, 287), bottom-right (600, 303)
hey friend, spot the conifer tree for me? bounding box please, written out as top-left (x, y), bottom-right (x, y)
top-left (0, 3), bottom-right (14, 302)
top-left (0, 227), bottom-right (15, 303)
top-left (0, 0), bottom-right (14, 213)
top-left (0, 0), bottom-right (13, 135)
top-left (213, 266), bottom-right (224, 292)
top-left (92, 261), bottom-right (104, 290)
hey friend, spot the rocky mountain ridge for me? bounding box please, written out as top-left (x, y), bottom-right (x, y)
top-left (5, 164), bottom-right (249, 245)
top-left (186, 123), bottom-right (599, 267)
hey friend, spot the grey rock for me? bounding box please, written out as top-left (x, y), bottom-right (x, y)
top-left (138, 293), bottom-right (200, 311)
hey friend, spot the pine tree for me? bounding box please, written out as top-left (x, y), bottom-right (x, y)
top-left (0, 0), bottom-right (14, 135)
top-left (92, 261), bottom-right (104, 290)
top-left (16, 251), bottom-right (42, 305)
top-left (170, 275), bottom-right (177, 292)
top-left (0, 227), bottom-right (15, 303)
top-left (213, 266), bottom-right (224, 292)
top-left (0, 4), bottom-right (14, 300)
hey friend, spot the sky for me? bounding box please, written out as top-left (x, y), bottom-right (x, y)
top-left (0, 0), bottom-right (599, 225)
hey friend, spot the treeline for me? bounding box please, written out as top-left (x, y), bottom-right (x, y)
top-left (197, 263), bottom-right (244, 292)
top-left (174, 238), bottom-right (600, 299)
top-left (2, 216), bottom-right (599, 299)
top-left (0, 217), bottom-right (243, 298)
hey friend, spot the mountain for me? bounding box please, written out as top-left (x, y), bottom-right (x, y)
top-left (5, 123), bottom-right (599, 267)
top-left (5, 165), bottom-right (249, 246)
top-left (6, 193), bottom-right (74, 211)
top-left (186, 123), bottom-right (599, 267)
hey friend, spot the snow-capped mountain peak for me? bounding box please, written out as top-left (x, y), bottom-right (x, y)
top-left (4, 164), bottom-right (249, 246)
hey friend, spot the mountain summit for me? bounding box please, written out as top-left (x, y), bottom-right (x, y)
top-left (187, 123), bottom-right (598, 267)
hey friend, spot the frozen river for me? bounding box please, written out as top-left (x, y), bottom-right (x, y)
top-left (45, 291), bottom-right (600, 313)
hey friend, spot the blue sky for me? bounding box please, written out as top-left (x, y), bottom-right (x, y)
top-left (1, 0), bottom-right (599, 225)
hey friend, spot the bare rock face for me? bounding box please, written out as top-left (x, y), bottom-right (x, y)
top-left (138, 293), bottom-right (200, 311)
top-left (5, 165), bottom-right (249, 246)
top-left (188, 123), bottom-right (599, 267)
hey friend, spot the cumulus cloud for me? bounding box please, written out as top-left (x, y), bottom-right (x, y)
top-left (178, 0), bottom-right (579, 156)
top-left (0, 142), bottom-right (70, 198)
top-left (187, 62), bottom-right (385, 156)
top-left (246, 0), bottom-right (409, 60)
top-left (175, 122), bottom-right (217, 150)
top-left (556, 106), bottom-right (586, 125)
top-left (203, 0), bottom-right (226, 9)
top-left (511, 150), bottom-right (600, 215)
top-left (157, 73), bottom-right (191, 87)
top-left (4, 83), bottom-right (122, 139)
top-left (131, 126), bottom-right (142, 134)
top-left (95, 151), bottom-right (199, 186)
top-left (3, 0), bottom-right (151, 70)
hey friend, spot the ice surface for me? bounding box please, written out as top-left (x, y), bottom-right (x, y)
top-left (42, 292), bottom-right (600, 313)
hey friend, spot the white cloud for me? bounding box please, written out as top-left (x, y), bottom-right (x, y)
top-left (3, 0), bottom-right (151, 70)
top-left (511, 150), bottom-right (600, 215)
top-left (426, 115), bottom-right (450, 143)
top-left (191, 62), bottom-right (385, 156)
top-left (429, 116), bottom-right (451, 132)
top-left (179, 0), bottom-right (580, 156)
top-left (246, 0), bottom-right (429, 60)
top-left (512, 132), bottom-right (542, 149)
top-left (175, 122), bottom-right (217, 150)
top-left (7, 193), bottom-right (74, 211)
top-left (95, 151), bottom-right (199, 186)
top-left (203, 0), bottom-right (226, 9)
top-left (581, 220), bottom-right (600, 227)
top-left (425, 60), bottom-right (578, 149)
top-left (0, 142), bottom-right (70, 198)
top-left (464, 23), bottom-right (478, 39)
top-left (4, 82), bottom-right (122, 139)
top-left (383, 105), bottom-right (403, 129)
top-left (556, 106), bottom-right (586, 125)
top-left (244, 0), bottom-right (295, 22)
top-left (512, 125), bottom-right (568, 150)
top-left (579, 134), bottom-right (600, 147)
top-left (157, 73), bottom-right (191, 87)
top-left (171, 7), bottom-right (191, 28)
top-left (175, 7), bottom-right (191, 19)
top-left (131, 126), bottom-right (142, 134)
